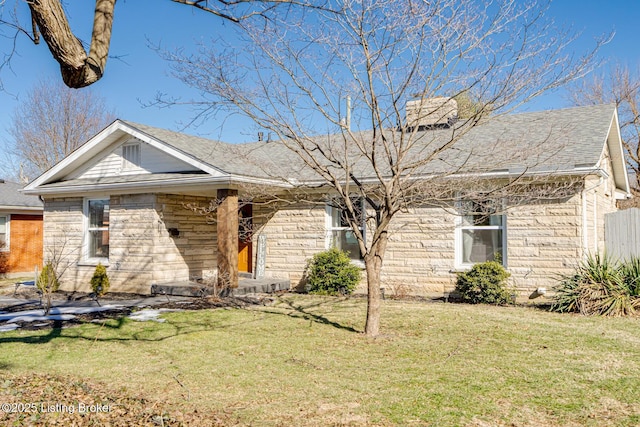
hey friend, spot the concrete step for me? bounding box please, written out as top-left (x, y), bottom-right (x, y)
top-left (150, 282), bottom-right (212, 297)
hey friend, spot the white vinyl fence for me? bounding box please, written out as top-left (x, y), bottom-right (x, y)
top-left (605, 208), bottom-right (640, 260)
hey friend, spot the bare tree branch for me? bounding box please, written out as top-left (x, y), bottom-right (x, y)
top-left (1, 0), bottom-right (329, 88)
top-left (569, 64), bottom-right (640, 189)
top-left (7, 78), bottom-right (116, 181)
top-left (159, 0), bottom-right (603, 337)
top-left (26, 0), bottom-right (116, 88)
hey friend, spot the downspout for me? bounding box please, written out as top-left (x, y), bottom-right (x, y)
top-left (593, 191), bottom-right (598, 252)
top-left (582, 190), bottom-right (588, 258)
top-left (581, 175), bottom-right (605, 259)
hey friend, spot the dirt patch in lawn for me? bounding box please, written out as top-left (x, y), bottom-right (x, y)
top-left (0, 373), bottom-right (232, 426)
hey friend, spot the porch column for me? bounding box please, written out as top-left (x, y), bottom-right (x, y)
top-left (217, 189), bottom-right (239, 289)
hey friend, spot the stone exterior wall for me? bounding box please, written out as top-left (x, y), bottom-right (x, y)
top-left (107, 194), bottom-right (157, 292)
top-left (506, 196), bottom-right (583, 293)
top-left (254, 184), bottom-right (614, 296)
top-left (43, 193), bottom-right (217, 294)
top-left (42, 197), bottom-right (88, 292)
top-left (252, 201), bottom-right (326, 290)
top-left (588, 145), bottom-right (619, 254)
top-left (380, 205), bottom-right (457, 295)
top-left (154, 194), bottom-right (217, 283)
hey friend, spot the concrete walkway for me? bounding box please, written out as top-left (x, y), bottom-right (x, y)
top-left (0, 294), bottom-right (191, 311)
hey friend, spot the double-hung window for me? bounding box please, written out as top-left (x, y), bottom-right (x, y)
top-left (326, 197), bottom-right (365, 261)
top-left (0, 216), bottom-right (8, 250)
top-left (85, 199), bottom-right (110, 261)
top-left (456, 200), bottom-right (506, 267)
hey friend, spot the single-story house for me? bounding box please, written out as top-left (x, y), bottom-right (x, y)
top-left (23, 103), bottom-right (631, 295)
top-left (0, 180), bottom-right (43, 277)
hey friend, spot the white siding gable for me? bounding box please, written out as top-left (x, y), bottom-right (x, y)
top-left (69, 137), bottom-right (201, 179)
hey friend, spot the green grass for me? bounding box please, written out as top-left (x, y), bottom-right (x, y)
top-left (1, 295), bottom-right (640, 426)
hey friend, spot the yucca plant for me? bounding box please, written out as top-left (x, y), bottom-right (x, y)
top-left (551, 254), bottom-right (640, 316)
top-left (619, 257), bottom-right (640, 296)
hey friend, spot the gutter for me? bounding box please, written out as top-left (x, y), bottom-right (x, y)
top-left (298, 166), bottom-right (609, 187)
top-left (0, 205), bottom-right (43, 212)
top-left (22, 174), bottom-right (292, 196)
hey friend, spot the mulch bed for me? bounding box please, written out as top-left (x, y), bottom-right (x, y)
top-left (1, 288), bottom-right (277, 331)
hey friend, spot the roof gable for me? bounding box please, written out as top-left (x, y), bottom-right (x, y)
top-left (599, 108), bottom-right (630, 194)
top-left (25, 120), bottom-right (229, 192)
top-left (67, 136), bottom-right (201, 180)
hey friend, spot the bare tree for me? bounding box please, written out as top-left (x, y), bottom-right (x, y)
top-left (569, 64), bottom-right (639, 189)
top-left (0, 0), bottom-right (321, 88)
top-left (7, 78), bottom-right (116, 181)
top-left (160, 0), bottom-right (604, 336)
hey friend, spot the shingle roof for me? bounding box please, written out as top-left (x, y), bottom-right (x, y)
top-left (123, 103), bottom-right (615, 183)
top-left (0, 181), bottom-right (43, 209)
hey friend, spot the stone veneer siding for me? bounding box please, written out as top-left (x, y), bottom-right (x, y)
top-left (252, 201), bottom-right (326, 291)
top-left (43, 194), bottom-right (216, 294)
top-left (254, 178), bottom-right (618, 296)
top-left (43, 172), bottom-right (619, 296)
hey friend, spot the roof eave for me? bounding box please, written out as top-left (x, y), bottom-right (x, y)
top-left (297, 166), bottom-right (603, 187)
top-left (0, 205), bottom-right (44, 212)
top-left (23, 174), bottom-right (292, 197)
top-left (601, 108), bottom-right (631, 194)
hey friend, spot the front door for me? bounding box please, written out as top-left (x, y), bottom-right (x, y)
top-left (238, 204), bottom-right (252, 273)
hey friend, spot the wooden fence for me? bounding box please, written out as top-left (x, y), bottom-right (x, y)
top-left (605, 208), bottom-right (640, 260)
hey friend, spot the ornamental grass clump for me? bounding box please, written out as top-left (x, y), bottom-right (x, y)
top-left (455, 261), bottom-right (512, 305)
top-left (550, 254), bottom-right (640, 316)
top-left (305, 248), bottom-right (361, 296)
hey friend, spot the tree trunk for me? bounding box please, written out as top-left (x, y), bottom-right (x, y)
top-left (364, 233), bottom-right (388, 337)
top-left (28, 0), bottom-right (117, 88)
top-left (216, 189), bottom-right (239, 290)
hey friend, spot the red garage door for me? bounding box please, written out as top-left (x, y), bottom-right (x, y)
top-left (7, 214), bottom-right (43, 274)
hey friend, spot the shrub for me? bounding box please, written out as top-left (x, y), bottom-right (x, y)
top-left (0, 242), bottom-right (8, 276)
top-left (305, 248), bottom-right (361, 295)
top-left (36, 262), bottom-right (60, 294)
top-left (455, 261), bottom-right (512, 305)
top-left (90, 263), bottom-right (110, 297)
top-left (551, 254), bottom-right (640, 316)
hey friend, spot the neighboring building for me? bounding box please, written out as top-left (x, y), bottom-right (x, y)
top-left (23, 104), bottom-right (630, 295)
top-left (0, 180), bottom-right (43, 277)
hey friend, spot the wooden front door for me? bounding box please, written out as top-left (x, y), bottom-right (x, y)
top-left (238, 204), bottom-right (253, 273)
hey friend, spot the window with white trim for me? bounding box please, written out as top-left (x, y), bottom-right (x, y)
top-left (0, 216), bottom-right (8, 251)
top-left (122, 143), bottom-right (141, 170)
top-left (85, 199), bottom-right (110, 260)
top-left (455, 200), bottom-right (506, 267)
top-left (326, 197), bottom-right (365, 261)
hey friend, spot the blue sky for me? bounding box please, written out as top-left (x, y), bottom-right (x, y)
top-left (0, 0), bottom-right (639, 147)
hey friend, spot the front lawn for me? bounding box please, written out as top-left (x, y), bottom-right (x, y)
top-left (1, 295), bottom-right (639, 426)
